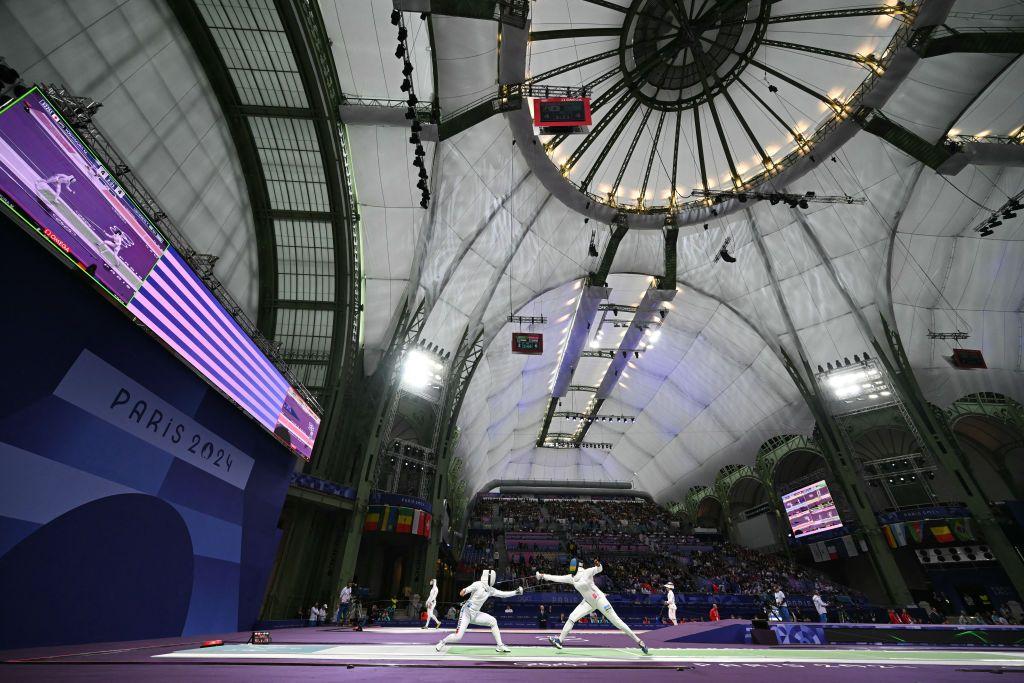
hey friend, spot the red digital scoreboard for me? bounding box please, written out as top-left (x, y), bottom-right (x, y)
top-left (511, 332), bottom-right (544, 355)
top-left (532, 97), bottom-right (592, 128)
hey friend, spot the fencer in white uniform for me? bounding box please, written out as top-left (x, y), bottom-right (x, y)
top-left (664, 582), bottom-right (677, 625)
top-left (436, 569), bottom-right (521, 653)
top-left (422, 578), bottom-right (441, 629)
top-left (537, 558), bottom-right (648, 654)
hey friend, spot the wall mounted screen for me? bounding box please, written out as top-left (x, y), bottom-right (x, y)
top-left (781, 479), bottom-right (842, 538)
top-left (0, 88), bottom-right (319, 459)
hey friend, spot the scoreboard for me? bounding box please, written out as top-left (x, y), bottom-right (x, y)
top-left (532, 97), bottom-right (592, 128)
top-left (511, 332), bottom-right (544, 355)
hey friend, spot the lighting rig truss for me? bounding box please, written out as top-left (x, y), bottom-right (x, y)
top-left (972, 190), bottom-right (1022, 237)
top-left (581, 348), bottom-right (645, 359)
top-left (391, 9), bottom-right (430, 209)
top-left (926, 330), bottom-right (970, 341)
top-left (553, 412), bottom-right (637, 423)
top-left (540, 438), bottom-right (613, 450)
top-left (508, 314), bottom-right (547, 325)
top-left (691, 189), bottom-right (866, 209)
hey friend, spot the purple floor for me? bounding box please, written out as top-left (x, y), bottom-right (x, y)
top-left (1, 624), bottom-right (1018, 681)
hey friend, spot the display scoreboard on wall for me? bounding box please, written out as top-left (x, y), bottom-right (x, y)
top-left (0, 87), bottom-right (320, 459)
top-left (781, 479), bottom-right (843, 538)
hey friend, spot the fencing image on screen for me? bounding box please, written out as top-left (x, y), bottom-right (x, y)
top-left (0, 88), bottom-right (319, 459)
top-left (781, 480), bottom-right (842, 538)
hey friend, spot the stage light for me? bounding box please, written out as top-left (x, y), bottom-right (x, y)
top-left (402, 350), bottom-right (439, 388)
top-left (395, 44), bottom-right (405, 59)
top-left (417, 178), bottom-right (428, 191)
top-left (411, 120), bottom-right (422, 133)
top-left (410, 132), bottom-right (420, 144)
top-left (390, 9), bottom-right (401, 24)
top-left (798, 199), bottom-right (809, 209)
top-left (404, 108), bottom-right (416, 120)
top-left (415, 144), bottom-right (425, 156)
top-left (1004, 211), bottom-right (1017, 219)
top-left (400, 78), bottom-right (411, 92)
top-left (413, 156), bottom-right (424, 168)
top-left (402, 61), bottom-right (414, 77)
top-left (420, 196), bottom-right (429, 209)
top-left (419, 167), bottom-right (428, 179)
top-left (990, 219), bottom-right (1003, 227)
top-left (397, 26), bottom-right (408, 41)
top-left (408, 93), bottom-right (418, 106)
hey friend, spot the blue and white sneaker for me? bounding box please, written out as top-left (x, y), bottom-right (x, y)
top-left (496, 644), bottom-right (511, 653)
top-left (548, 636), bottom-right (563, 649)
top-left (639, 641), bottom-right (649, 655)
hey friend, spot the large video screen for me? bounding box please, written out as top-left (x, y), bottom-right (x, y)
top-left (781, 480), bottom-right (842, 538)
top-left (0, 88), bottom-right (319, 459)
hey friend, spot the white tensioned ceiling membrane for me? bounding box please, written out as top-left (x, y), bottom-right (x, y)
top-left (325, 1), bottom-right (1024, 501)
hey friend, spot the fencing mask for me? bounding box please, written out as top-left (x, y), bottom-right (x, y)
top-left (480, 569), bottom-right (496, 587)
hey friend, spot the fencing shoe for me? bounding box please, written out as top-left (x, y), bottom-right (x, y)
top-left (548, 636), bottom-right (563, 649)
top-left (496, 644), bottom-right (512, 653)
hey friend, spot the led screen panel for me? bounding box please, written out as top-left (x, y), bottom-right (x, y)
top-left (781, 479), bottom-right (842, 538)
top-left (0, 88), bottom-right (319, 459)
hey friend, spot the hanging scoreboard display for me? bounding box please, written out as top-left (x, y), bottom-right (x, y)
top-left (511, 332), bottom-right (543, 355)
top-left (532, 97), bottom-right (591, 128)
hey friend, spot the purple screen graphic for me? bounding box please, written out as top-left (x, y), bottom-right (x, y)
top-left (781, 480), bottom-right (842, 538)
top-left (0, 89), bottom-right (319, 459)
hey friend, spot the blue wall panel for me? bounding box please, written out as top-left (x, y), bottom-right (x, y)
top-left (0, 214), bottom-right (294, 649)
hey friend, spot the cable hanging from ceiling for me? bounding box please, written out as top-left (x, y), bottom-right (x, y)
top-left (391, 9), bottom-right (430, 209)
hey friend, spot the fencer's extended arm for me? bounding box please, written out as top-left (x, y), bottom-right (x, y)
top-left (538, 572), bottom-right (575, 585)
top-left (489, 587), bottom-right (521, 599)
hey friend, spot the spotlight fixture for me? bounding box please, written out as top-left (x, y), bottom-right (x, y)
top-left (420, 196), bottom-right (429, 209)
top-left (418, 166), bottom-right (428, 179)
top-left (410, 132), bottom-right (420, 144)
top-left (404, 108), bottom-right (416, 120)
top-left (408, 93), bottom-right (418, 106)
top-left (415, 144), bottom-right (425, 157)
top-left (390, 9), bottom-right (401, 25)
top-left (768, 84), bottom-right (778, 93)
top-left (413, 156), bottom-right (424, 168)
top-left (402, 61), bottom-right (414, 77)
top-left (411, 120), bottom-right (422, 133)
top-left (417, 178), bottom-right (428, 191)
top-left (1004, 211), bottom-right (1018, 219)
top-left (715, 236), bottom-right (736, 263)
top-left (798, 199), bottom-right (809, 209)
top-left (395, 44), bottom-right (406, 59)
top-left (397, 26), bottom-right (408, 41)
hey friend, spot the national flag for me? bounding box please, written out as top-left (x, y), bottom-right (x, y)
top-left (827, 545), bottom-right (839, 560)
top-left (931, 524), bottom-right (955, 543)
top-left (364, 507), bottom-right (381, 531)
top-left (883, 526), bottom-right (897, 548)
top-left (953, 518), bottom-right (975, 542)
top-left (397, 507), bottom-right (414, 533)
top-left (891, 522), bottom-right (908, 547)
top-left (810, 542), bottom-right (826, 562)
top-left (908, 521), bottom-right (924, 543)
